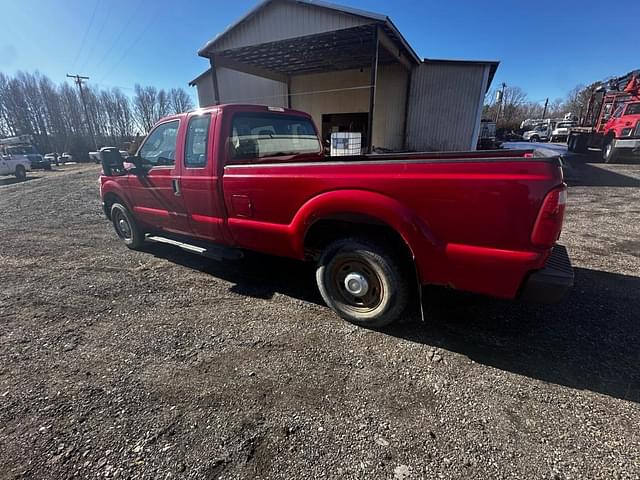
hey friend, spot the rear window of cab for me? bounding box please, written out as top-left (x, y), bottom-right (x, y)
top-left (228, 112), bottom-right (321, 163)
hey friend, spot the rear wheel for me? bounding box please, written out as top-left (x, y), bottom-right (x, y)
top-left (316, 238), bottom-right (409, 328)
top-left (14, 165), bottom-right (26, 180)
top-left (530, 135), bottom-right (539, 143)
top-left (111, 203), bottom-right (144, 249)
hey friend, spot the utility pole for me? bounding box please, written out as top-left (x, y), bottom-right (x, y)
top-left (66, 74), bottom-right (97, 150)
top-left (495, 82), bottom-right (506, 123)
top-left (542, 97), bottom-right (549, 119)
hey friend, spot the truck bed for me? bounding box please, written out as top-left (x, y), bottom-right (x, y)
top-left (222, 149), bottom-right (565, 299)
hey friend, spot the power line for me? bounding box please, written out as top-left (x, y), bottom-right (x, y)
top-left (98, 6), bottom-right (162, 84)
top-left (91, 0), bottom-right (145, 79)
top-left (66, 74), bottom-right (98, 150)
top-left (71, 0), bottom-right (100, 70)
top-left (78, 1), bottom-right (114, 73)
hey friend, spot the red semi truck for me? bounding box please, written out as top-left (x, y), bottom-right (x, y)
top-left (99, 104), bottom-right (572, 327)
top-left (568, 74), bottom-right (640, 162)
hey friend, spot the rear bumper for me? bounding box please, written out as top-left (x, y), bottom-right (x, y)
top-left (520, 245), bottom-right (573, 303)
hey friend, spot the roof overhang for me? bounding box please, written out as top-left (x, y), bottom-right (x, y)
top-left (200, 24), bottom-right (418, 82)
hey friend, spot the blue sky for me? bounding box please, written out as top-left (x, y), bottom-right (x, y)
top-left (1, 0), bottom-right (638, 105)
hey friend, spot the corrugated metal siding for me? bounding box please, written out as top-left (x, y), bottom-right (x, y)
top-left (217, 67), bottom-right (287, 107)
top-left (193, 69), bottom-right (287, 107)
top-left (406, 63), bottom-right (485, 151)
top-left (373, 63), bottom-right (409, 150)
top-left (214, 0), bottom-right (372, 51)
top-left (195, 74), bottom-right (214, 107)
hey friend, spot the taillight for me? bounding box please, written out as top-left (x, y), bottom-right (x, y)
top-left (531, 185), bottom-right (567, 247)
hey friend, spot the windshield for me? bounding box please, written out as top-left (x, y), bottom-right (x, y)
top-left (625, 103), bottom-right (640, 115)
top-left (7, 145), bottom-right (36, 155)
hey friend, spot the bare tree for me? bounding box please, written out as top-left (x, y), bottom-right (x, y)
top-left (133, 84), bottom-right (158, 133)
top-left (168, 87), bottom-right (194, 114)
top-left (157, 89), bottom-right (170, 119)
top-left (112, 89), bottom-right (134, 139)
top-left (0, 71), bottom-right (184, 158)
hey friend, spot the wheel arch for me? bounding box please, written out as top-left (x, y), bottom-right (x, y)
top-left (102, 187), bottom-right (129, 221)
top-left (292, 189), bottom-right (440, 280)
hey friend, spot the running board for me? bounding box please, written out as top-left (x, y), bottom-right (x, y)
top-left (146, 235), bottom-right (243, 260)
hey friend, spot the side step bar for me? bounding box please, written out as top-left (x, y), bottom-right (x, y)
top-left (146, 234), bottom-right (243, 261)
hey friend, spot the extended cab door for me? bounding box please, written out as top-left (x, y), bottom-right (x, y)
top-left (127, 119), bottom-right (191, 234)
top-left (178, 110), bottom-right (227, 243)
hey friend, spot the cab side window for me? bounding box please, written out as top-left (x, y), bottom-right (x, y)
top-left (139, 120), bottom-right (179, 167)
top-left (185, 114), bottom-right (211, 168)
top-left (613, 106), bottom-right (624, 119)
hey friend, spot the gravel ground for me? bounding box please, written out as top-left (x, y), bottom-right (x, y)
top-left (0, 158), bottom-right (639, 479)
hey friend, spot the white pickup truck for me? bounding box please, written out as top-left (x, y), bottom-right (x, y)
top-left (0, 152), bottom-right (31, 179)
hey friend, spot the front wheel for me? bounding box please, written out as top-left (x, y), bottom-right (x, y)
top-left (529, 136), bottom-right (539, 143)
top-left (602, 140), bottom-right (620, 163)
top-left (14, 165), bottom-right (26, 180)
top-left (316, 238), bottom-right (409, 328)
top-left (110, 203), bottom-right (145, 249)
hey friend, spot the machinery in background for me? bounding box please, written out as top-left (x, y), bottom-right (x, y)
top-left (568, 71), bottom-right (640, 162)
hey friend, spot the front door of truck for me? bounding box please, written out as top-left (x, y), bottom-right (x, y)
top-left (127, 119), bottom-right (190, 234)
top-left (178, 111), bottom-right (226, 242)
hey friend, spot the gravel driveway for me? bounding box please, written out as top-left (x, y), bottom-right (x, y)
top-left (0, 159), bottom-right (638, 479)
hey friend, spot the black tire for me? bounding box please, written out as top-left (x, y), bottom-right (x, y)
top-left (530, 136), bottom-right (539, 143)
top-left (44, 164), bottom-right (52, 171)
top-left (14, 165), bottom-right (26, 180)
top-left (602, 139), bottom-right (619, 163)
top-left (110, 202), bottom-right (144, 249)
top-left (316, 238), bottom-right (409, 328)
top-left (567, 135), bottom-right (575, 152)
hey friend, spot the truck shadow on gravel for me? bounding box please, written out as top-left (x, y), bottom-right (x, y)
top-left (387, 267), bottom-right (640, 403)
top-left (143, 244), bottom-right (639, 403)
top-left (567, 162), bottom-right (640, 187)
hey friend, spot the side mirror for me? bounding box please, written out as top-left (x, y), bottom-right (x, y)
top-left (127, 155), bottom-right (148, 176)
top-left (129, 155), bottom-right (142, 168)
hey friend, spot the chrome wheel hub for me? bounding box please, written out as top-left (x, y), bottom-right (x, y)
top-left (344, 272), bottom-right (369, 297)
top-left (118, 217), bottom-right (131, 238)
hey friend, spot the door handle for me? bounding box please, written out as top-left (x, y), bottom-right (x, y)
top-left (172, 178), bottom-right (181, 196)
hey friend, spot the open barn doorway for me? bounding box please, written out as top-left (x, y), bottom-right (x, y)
top-left (321, 113), bottom-right (368, 155)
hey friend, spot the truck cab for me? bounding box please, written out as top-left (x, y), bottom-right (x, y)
top-left (601, 101), bottom-right (640, 161)
top-left (523, 122), bottom-right (551, 142)
top-left (0, 145), bottom-right (33, 179)
top-left (549, 121), bottom-right (576, 143)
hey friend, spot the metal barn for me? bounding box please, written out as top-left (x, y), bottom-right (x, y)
top-left (189, 0), bottom-right (498, 152)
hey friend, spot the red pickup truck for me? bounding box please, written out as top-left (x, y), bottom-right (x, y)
top-left (99, 104), bottom-right (572, 327)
